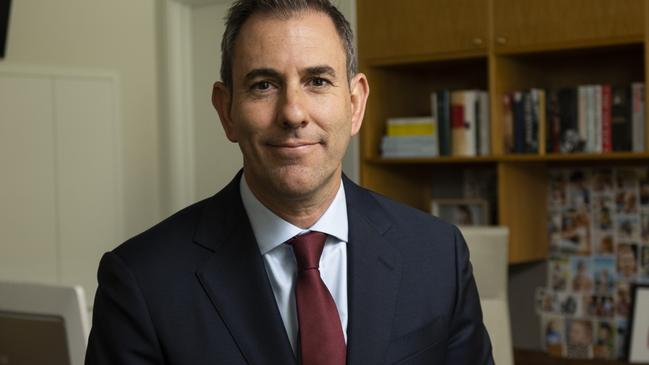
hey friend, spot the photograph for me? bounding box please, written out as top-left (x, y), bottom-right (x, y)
top-left (616, 215), bottom-right (640, 241)
top-left (593, 257), bottom-right (616, 295)
top-left (430, 199), bottom-right (489, 226)
top-left (571, 257), bottom-right (593, 293)
top-left (593, 232), bottom-right (615, 256)
top-left (642, 209), bottom-right (649, 243)
top-left (548, 209), bottom-right (563, 254)
top-left (536, 287), bottom-right (559, 314)
top-left (642, 245), bottom-right (649, 278)
top-left (566, 319), bottom-right (593, 359)
top-left (567, 170), bottom-right (591, 209)
top-left (618, 243), bottom-right (640, 280)
top-left (593, 320), bottom-right (616, 359)
top-left (562, 209), bottom-right (591, 255)
top-left (548, 170), bottom-right (568, 208)
top-left (616, 191), bottom-right (639, 215)
top-left (548, 257), bottom-right (570, 292)
top-left (617, 282), bottom-right (632, 318)
top-left (543, 315), bottom-right (566, 357)
top-left (617, 319), bottom-right (629, 360)
top-left (641, 174), bottom-right (649, 206)
top-left (592, 168), bottom-right (614, 195)
top-left (628, 284), bottom-right (649, 363)
top-left (616, 169), bottom-right (640, 191)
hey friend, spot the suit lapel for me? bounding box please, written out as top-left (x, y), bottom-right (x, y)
top-left (344, 178), bottom-right (402, 365)
top-left (194, 174), bottom-right (296, 365)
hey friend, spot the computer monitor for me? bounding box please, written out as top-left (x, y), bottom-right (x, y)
top-left (0, 281), bottom-right (89, 365)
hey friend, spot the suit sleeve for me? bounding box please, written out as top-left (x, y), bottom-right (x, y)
top-left (85, 252), bottom-right (165, 365)
top-left (444, 226), bottom-right (495, 365)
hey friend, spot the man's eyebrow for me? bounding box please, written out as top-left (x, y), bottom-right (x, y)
top-left (304, 65), bottom-right (336, 78)
top-left (244, 68), bottom-right (282, 82)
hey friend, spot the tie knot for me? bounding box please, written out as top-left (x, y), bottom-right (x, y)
top-left (287, 231), bottom-right (326, 272)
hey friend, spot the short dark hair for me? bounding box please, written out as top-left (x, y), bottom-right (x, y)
top-left (220, 0), bottom-right (356, 89)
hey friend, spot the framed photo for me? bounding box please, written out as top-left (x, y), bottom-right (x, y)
top-left (431, 199), bottom-right (489, 226)
top-left (628, 284), bottom-right (649, 363)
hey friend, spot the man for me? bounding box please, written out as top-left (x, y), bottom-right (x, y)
top-left (85, 1), bottom-right (494, 364)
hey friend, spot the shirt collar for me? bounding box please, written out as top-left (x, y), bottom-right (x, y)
top-left (240, 174), bottom-right (348, 255)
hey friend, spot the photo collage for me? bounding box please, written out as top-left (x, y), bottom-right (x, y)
top-left (538, 167), bottom-right (649, 359)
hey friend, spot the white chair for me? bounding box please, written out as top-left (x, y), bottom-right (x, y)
top-left (0, 281), bottom-right (90, 365)
top-left (459, 226), bottom-right (514, 365)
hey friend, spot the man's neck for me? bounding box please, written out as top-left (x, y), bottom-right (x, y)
top-left (243, 172), bottom-right (341, 229)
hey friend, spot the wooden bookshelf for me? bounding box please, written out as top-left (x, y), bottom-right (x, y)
top-left (357, 0), bottom-right (649, 264)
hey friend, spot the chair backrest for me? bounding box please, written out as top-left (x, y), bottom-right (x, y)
top-left (458, 225), bottom-right (514, 365)
top-left (0, 281), bottom-right (89, 365)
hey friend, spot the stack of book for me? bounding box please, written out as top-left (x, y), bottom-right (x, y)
top-left (381, 117), bottom-right (438, 157)
top-left (503, 83), bottom-right (645, 154)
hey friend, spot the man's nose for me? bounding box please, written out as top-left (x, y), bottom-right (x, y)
top-left (278, 84), bottom-right (308, 129)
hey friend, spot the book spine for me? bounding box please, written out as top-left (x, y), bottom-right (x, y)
top-left (513, 91), bottom-right (526, 153)
top-left (479, 91), bottom-right (490, 156)
top-left (558, 87), bottom-right (580, 152)
top-left (632, 82), bottom-right (645, 152)
top-left (611, 85), bottom-right (632, 151)
top-left (602, 84), bottom-right (612, 153)
top-left (451, 91), bottom-right (467, 156)
top-left (578, 85), bottom-right (589, 150)
top-left (594, 84), bottom-right (602, 153)
top-left (438, 90), bottom-right (451, 156)
top-left (503, 93), bottom-right (514, 153)
top-left (547, 89), bottom-right (561, 153)
top-left (528, 90), bottom-right (539, 153)
top-left (464, 90), bottom-right (477, 156)
top-left (586, 85), bottom-right (595, 152)
top-left (538, 89), bottom-right (547, 155)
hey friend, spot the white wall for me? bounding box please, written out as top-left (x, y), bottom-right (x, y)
top-left (3, 0), bottom-right (162, 236)
top-left (1, 0), bottom-right (162, 303)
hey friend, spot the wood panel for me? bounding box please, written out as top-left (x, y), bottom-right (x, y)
top-left (357, 0), bottom-right (487, 63)
top-left (498, 162), bottom-right (549, 263)
top-left (493, 0), bottom-right (644, 53)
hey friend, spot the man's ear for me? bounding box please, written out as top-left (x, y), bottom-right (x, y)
top-left (349, 73), bottom-right (369, 136)
top-left (212, 81), bottom-right (238, 142)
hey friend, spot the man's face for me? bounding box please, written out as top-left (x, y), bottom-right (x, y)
top-left (213, 11), bottom-right (368, 201)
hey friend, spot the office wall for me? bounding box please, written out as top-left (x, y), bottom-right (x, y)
top-left (3, 0), bottom-right (162, 236)
top-left (0, 0), bottom-right (161, 303)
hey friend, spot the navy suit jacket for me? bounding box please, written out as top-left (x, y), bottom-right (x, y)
top-left (86, 173), bottom-right (494, 364)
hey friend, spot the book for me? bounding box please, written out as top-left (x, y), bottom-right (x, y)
top-left (503, 93), bottom-right (514, 153)
top-left (558, 88), bottom-right (581, 152)
top-left (512, 91), bottom-right (526, 153)
top-left (386, 117), bottom-right (437, 136)
top-left (451, 90), bottom-right (478, 156)
top-left (531, 89), bottom-right (547, 154)
top-left (611, 85), bottom-right (631, 151)
top-left (594, 85), bottom-right (603, 153)
top-left (547, 89), bottom-right (561, 153)
top-left (478, 91), bottom-right (490, 156)
top-left (601, 85), bottom-right (612, 153)
top-left (381, 135), bottom-right (438, 157)
top-left (578, 85), bottom-right (589, 151)
top-left (524, 91), bottom-right (536, 153)
top-left (632, 82), bottom-right (645, 152)
top-left (437, 90), bottom-right (452, 156)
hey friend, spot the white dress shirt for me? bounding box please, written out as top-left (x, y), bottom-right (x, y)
top-left (240, 176), bottom-right (348, 353)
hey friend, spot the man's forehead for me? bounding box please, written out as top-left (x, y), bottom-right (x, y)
top-left (231, 10), bottom-right (346, 76)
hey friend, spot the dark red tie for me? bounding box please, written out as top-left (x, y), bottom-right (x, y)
top-left (288, 231), bottom-right (346, 365)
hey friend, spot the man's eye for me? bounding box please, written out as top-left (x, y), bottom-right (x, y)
top-left (309, 78), bottom-right (331, 87)
top-left (252, 81), bottom-right (273, 91)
